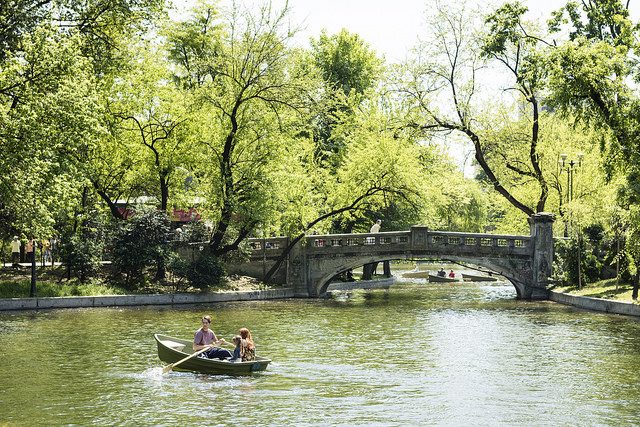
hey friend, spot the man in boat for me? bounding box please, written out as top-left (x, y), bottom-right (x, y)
top-left (437, 268), bottom-right (446, 277)
top-left (194, 315), bottom-right (233, 360)
top-left (448, 269), bottom-right (455, 278)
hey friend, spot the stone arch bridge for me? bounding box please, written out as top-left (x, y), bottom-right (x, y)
top-left (231, 213), bottom-right (555, 300)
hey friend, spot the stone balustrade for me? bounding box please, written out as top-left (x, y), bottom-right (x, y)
top-left (246, 228), bottom-right (530, 259)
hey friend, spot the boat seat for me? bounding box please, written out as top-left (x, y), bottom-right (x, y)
top-left (161, 340), bottom-right (186, 352)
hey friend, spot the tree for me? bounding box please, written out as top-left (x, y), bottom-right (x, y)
top-left (532, 0), bottom-right (640, 294)
top-left (309, 29), bottom-right (383, 167)
top-left (395, 1), bottom-right (554, 221)
top-left (165, 1), bottom-right (314, 257)
top-left (109, 48), bottom-right (191, 212)
top-left (262, 106), bottom-right (438, 282)
top-left (0, 0), bottom-right (166, 241)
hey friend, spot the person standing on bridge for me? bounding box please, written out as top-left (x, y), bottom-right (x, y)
top-left (366, 220), bottom-right (382, 276)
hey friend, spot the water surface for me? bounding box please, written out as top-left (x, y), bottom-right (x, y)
top-left (1, 279), bottom-right (639, 425)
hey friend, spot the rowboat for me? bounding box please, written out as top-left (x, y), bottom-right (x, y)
top-left (155, 333), bottom-right (271, 375)
top-left (462, 273), bottom-right (498, 282)
top-left (428, 274), bottom-right (457, 282)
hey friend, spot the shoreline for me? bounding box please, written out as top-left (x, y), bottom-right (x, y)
top-left (0, 277), bottom-right (398, 311)
top-left (548, 291), bottom-right (640, 317)
top-left (0, 288), bottom-right (295, 311)
top-left (1, 282), bottom-right (638, 318)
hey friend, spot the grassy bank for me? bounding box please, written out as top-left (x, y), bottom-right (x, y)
top-left (554, 279), bottom-right (639, 304)
top-left (0, 278), bottom-right (127, 299)
top-left (0, 267), bottom-right (273, 299)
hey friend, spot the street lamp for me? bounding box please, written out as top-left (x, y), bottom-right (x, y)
top-left (558, 152), bottom-right (584, 237)
top-left (559, 152), bottom-right (584, 289)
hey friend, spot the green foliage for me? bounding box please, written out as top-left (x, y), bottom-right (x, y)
top-left (547, 0), bottom-right (633, 45)
top-left (59, 229), bottom-right (105, 283)
top-left (110, 209), bottom-right (172, 289)
top-left (0, 278), bottom-right (126, 299)
top-left (309, 29), bottom-right (383, 168)
top-left (179, 248), bottom-right (226, 290)
top-left (482, 2), bottom-right (530, 56)
top-left (164, 1), bottom-right (317, 256)
top-left (311, 29), bottom-right (383, 97)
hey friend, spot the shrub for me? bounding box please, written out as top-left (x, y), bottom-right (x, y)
top-left (185, 248), bottom-right (226, 290)
top-left (59, 229), bottom-right (104, 283)
top-left (110, 209), bottom-right (172, 290)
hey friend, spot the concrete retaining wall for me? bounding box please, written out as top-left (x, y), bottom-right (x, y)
top-left (0, 288), bottom-right (295, 311)
top-left (549, 291), bottom-right (640, 317)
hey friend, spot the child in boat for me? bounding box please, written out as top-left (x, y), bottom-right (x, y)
top-left (230, 335), bottom-right (243, 362)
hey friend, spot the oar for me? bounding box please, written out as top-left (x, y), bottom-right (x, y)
top-left (163, 346), bottom-right (210, 374)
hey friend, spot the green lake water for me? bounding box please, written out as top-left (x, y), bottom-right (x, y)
top-left (1, 278), bottom-right (639, 426)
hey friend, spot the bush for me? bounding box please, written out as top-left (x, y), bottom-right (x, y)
top-left (555, 236), bottom-right (601, 286)
top-left (59, 230), bottom-right (104, 283)
top-left (110, 209), bottom-right (172, 290)
top-left (185, 248), bottom-right (226, 290)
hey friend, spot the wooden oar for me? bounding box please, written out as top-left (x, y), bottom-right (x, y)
top-left (162, 346), bottom-right (210, 374)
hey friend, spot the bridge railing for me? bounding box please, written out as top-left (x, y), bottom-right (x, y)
top-left (245, 236), bottom-right (290, 260)
top-left (410, 228), bottom-right (530, 256)
top-left (244, 228), bottom-right (531, 258)
top-left (306, 231), bottom-right (411, 250)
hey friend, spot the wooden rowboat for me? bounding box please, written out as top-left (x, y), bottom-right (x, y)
top-left (428, 274), bottom-right (457, 282)
top-left (462, 273), bottom-right (498, 282)
top-left (155, 333), bottom-right (271, 375)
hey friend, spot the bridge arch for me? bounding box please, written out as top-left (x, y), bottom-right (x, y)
top-left (311, 253), bottom-right (531, 298)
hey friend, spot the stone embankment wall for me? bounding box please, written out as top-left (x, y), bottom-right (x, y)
top-left (0, 288), bottom-right (295, 311)
top-left (549, 291), bottom-right (640, 317)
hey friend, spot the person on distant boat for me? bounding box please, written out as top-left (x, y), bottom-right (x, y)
top-left (437, 268), bottom-right (446, 277)
top-left (448, 269), bottom-right (455, 278)
top-left (193, 315), bottom-right (233, 360)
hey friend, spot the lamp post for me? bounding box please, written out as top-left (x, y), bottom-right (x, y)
top-left (559, 152), bottom-right (584, 288)
top-left (30, 239), bottom-right (37, 297)
top-left (558, 153), bottom-right (584, 237)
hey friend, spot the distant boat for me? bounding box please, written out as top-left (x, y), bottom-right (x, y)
top-left (462, 273), bottom-right (498, 282)
top-left (428, 274), bottom-right (457, 283)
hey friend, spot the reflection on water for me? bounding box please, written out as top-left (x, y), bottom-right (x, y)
top-left (1, 280), bottom-right (639, 425)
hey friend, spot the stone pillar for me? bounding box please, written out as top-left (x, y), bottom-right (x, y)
top-left (529, 212), bottom-right (555, 299)
top-left (287, 240), bottom-right (309, 297)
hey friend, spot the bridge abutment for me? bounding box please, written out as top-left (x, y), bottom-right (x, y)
top-left (526, 212), bottom-right (555, 299)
